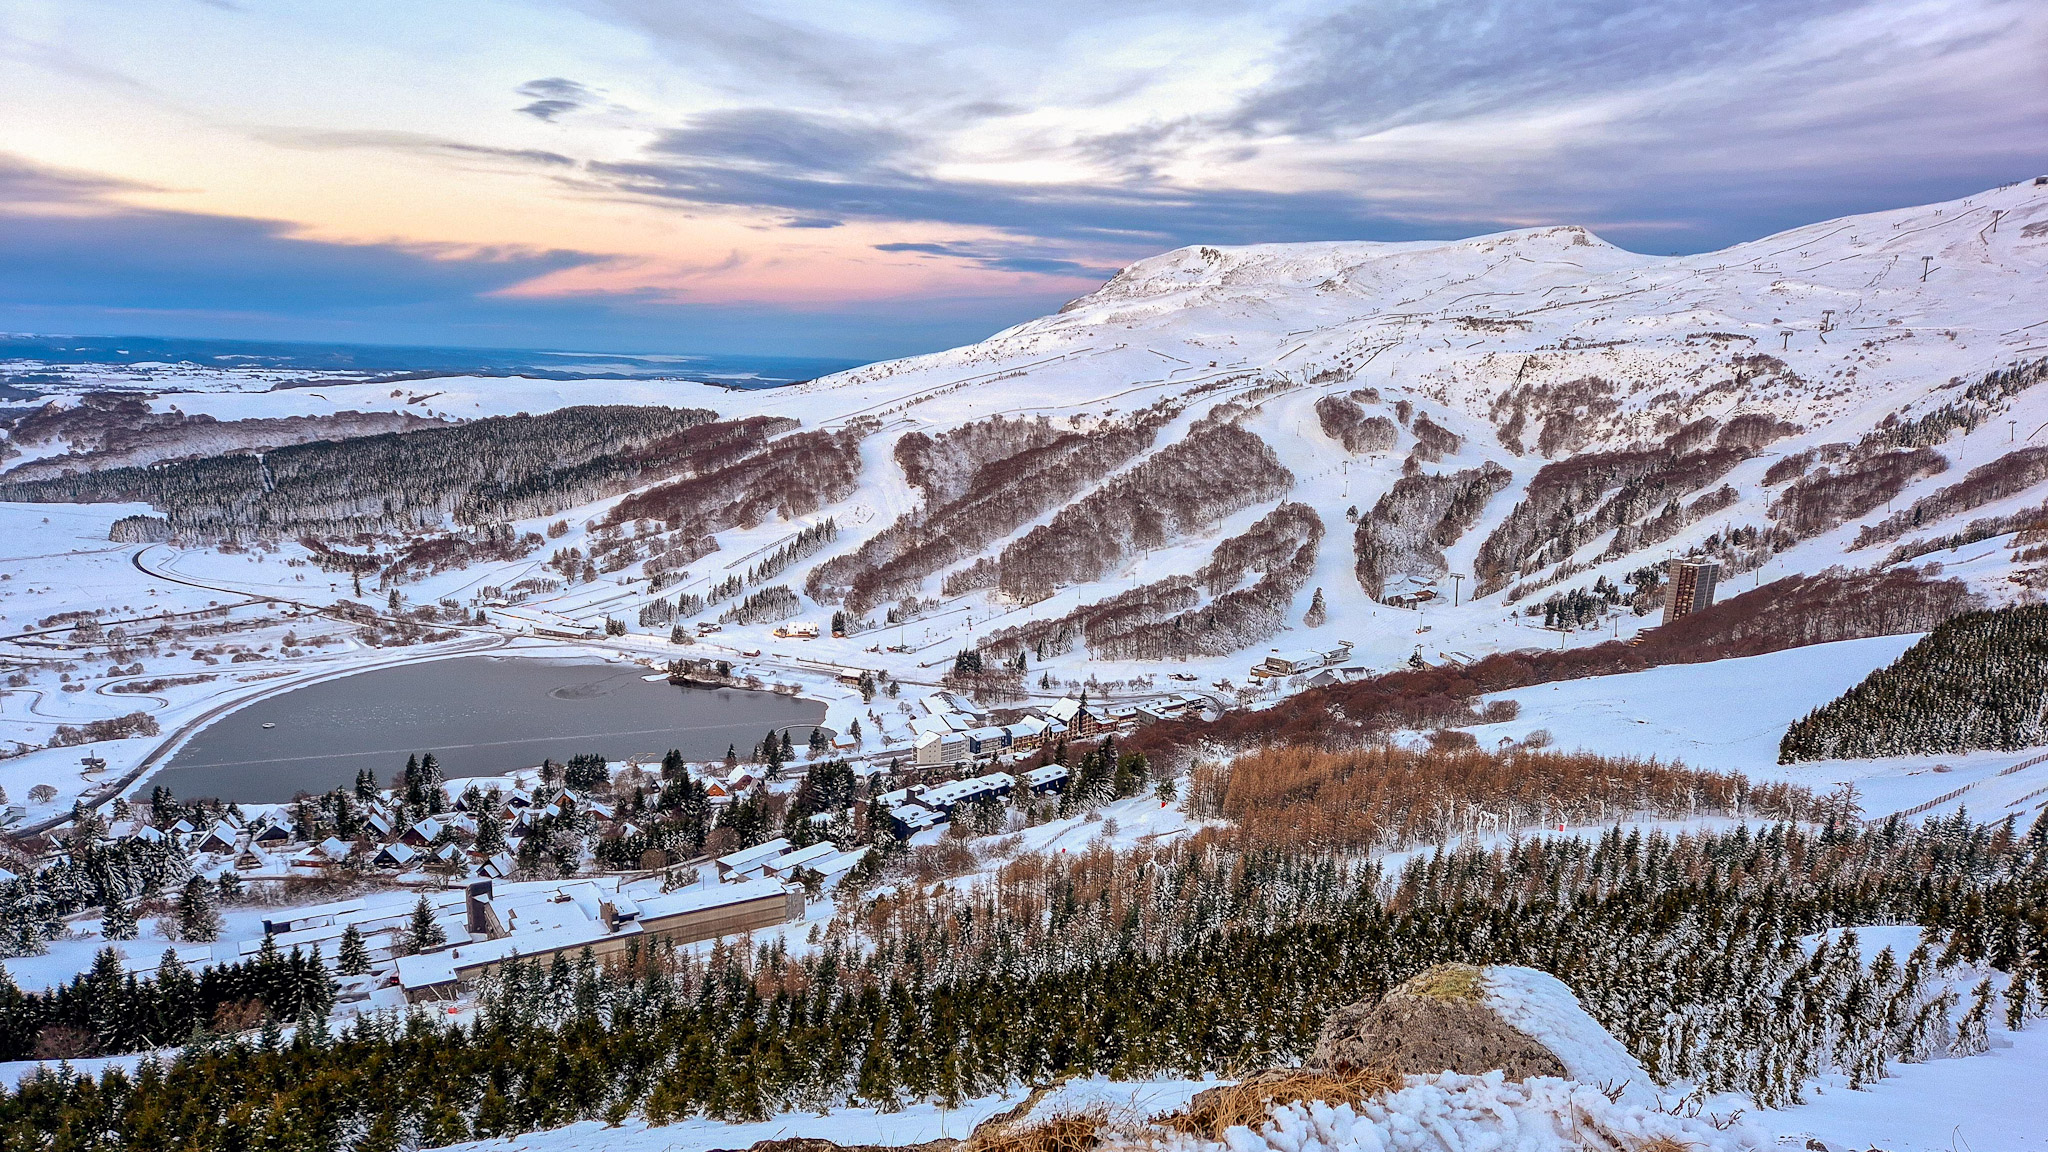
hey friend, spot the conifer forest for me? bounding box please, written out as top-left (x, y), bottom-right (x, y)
top-left (0, 805), bottom-right (2042, 1151)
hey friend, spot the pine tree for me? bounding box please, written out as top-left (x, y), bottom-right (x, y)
top-left (101, 898), bottom-right (138, 941)
top-left (1303, 586), bottom-right (1327, 628)
top-left (176, 876), bottom-right (221, 943)
top-left (401, 896), bottom-right (446, 955)
top-left (1955, 978), bottom-right (1995, 1055)
top-left (338, 924), bottom-right (372, 976)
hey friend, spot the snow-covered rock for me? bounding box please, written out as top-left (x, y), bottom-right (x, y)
top-left (1160, 1071), bottom-right (1763, 1152)
top-left (1310, 964), bottom-right (1656, 1105)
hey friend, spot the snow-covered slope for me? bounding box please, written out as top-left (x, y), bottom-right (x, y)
top-left (590, 178), bottom-right (2048, 680)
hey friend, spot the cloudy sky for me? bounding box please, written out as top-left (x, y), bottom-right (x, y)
top-left (2, 0), bottom-right (2043, 359)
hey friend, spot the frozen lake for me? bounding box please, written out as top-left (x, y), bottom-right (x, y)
top-left (150, 654), bottom-right (826, 802)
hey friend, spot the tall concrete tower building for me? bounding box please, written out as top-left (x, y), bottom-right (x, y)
top-left (1662, 559), bottom-right (1722, 625)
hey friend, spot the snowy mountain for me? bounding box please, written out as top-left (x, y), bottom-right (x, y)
top-left (616, 176), bottom-right (2048, 677)
top-left (6, 179), bottom-right (2048, 691)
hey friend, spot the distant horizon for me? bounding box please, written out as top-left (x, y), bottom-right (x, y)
top-left (0, 328), bottom-right (871, 368)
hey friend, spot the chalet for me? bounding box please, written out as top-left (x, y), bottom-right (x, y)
top-left (758, 841), bottom-right (838, 879)
top-left (251, 822), bottom-right (295, 848)
top-left (704, 768), bottom-right (759, 802)
top-left (1103, 703), bottom-right (1142, 727)
top-left (195, 824), bottom-right (238, 855)
top-left (374, 842), bottom-right (420, 870)
top-left (1381, 575), bottom-right (1438, 608)
top-left (917, 772), bottom-right (1014, 814)
top-left (1006, 715), bottom-right (1051, 752)
top-left (797, 846), bottom-right (872, 885)
top-left (1260, 648), bottom-right (1325, 676)
top-left (400, 817), bottom-right (444, 847)
top-left (1044, 696), bottom-right (1106, 738)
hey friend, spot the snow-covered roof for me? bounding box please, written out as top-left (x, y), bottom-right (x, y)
top-left (715, 837), bottom-right (791, 874)
top-left (758, 841), bottom-right (838, 875)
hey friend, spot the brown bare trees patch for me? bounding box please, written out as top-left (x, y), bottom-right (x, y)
top-left (1855, 446), bottom-right (2048, 550)
top-left (1203, 744), bottom-right (1814, 853)
top-left (1768, 447), bottom-right (1946, 540)
top-left (602, 422), bottom-right (866, 564)
top-left (987, 420), bottom-right (1295, 603)
top-left (986, 503), bottom-right (1324, 662)
top-left (808, 410), bottom-right (1171, 614)
top-left (1315, 393), bottom-right (1398, 454)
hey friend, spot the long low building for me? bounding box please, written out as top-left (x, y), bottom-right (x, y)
top-left (395, 878), bottom-right (800, 1002)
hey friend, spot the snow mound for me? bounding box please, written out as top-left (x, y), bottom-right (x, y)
top-left (1481, 966), bottom-right (1656, 1105)
top-left (1162, 1071), bottom-right (1762, 1152)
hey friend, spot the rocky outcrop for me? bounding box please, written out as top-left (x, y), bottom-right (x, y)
top-left (1308, 964), bottom-right (1569, 1081)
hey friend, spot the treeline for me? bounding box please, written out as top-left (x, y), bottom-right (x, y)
top-left (48, 711), bottom-right (159, 749)
top-left (1475, 417), bottom-right (1774, 596)
top-left (1131, 566), bottom-right (1980, 762)
top-left (1848, 357), bottom-right (2048, 462)
top-left (1769, 446), bottom-right (1947, 541)
top-left (1781, 604), bottom-right (2048, 761)
top-left (984, 503), bottom-right (1324, 662)
top-left (5, 811), bottom-right (2041, 1145)
top-left (746, 519), bottom-right (838, 586)
top-left (1857, 446), bottom-right (2048, 551)
top-left (0, 406), bottom-right (724, 537)
top-left (600, 425), bottom-right (867, 576)
top-left (1354, 463), bottom-right (1509, 600)
top-left (976, 419), bottom-right (1295, 602)
top-left (808, 409), bottom-right (1171, 615)
top-left (0, 941), bottom-right (334, 1061)
top-left (0, 839), bottom-right (190, 957)
top-left (717, 585), bottom-right (801, 626)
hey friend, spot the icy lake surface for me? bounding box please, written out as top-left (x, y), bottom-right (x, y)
top-left (151, 655), bottom-right (825, 802)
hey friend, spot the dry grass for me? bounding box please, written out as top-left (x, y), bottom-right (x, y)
top-left (964, 1105), bottom-right (1109, 1152)
top-left (1158, 1068), bottom-right (1404, 1141)
top-left (1632, 1139), bottom-right (1699, 1152)
top-left (1403, 963), bottom-right (1483, 1004)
